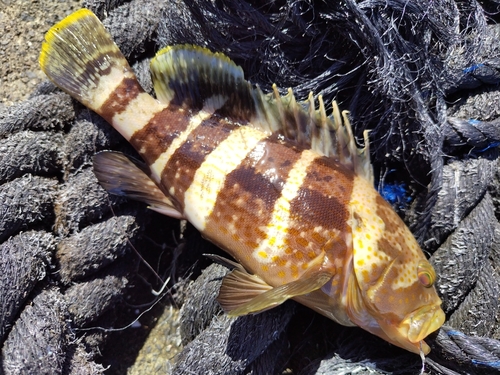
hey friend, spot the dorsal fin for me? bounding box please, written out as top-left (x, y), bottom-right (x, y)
top-left (270, 86), bottom-right (373, 183)
top-left (150, 45), bottom-right (373, 182)
top-left (151, 45), bottom-right (254, 114)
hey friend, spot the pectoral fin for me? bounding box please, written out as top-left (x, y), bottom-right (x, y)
top-left (218, 267), bottom-right (274, 313)
top-left (93, 151), bottom-right (184, 219)
top-left (217, 261), bottom-right (333, 316)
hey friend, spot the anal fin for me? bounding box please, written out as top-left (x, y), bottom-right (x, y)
top-left (217, 259), bottom-right (333, 316)
top-left (93, 151), bottom-right (184, 219)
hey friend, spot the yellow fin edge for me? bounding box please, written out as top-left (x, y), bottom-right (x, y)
top-left (153, 44), bottom-right (240, 68)
top-left (39, 8), bottom-right (95, 71)
top-left (39, 8), bottom-right (132, 112)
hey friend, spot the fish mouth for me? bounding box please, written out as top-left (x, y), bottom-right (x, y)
top-left (373, 304), bottom-right (445, 355)
top-left (374, 304), bottom-right (445, 355)
top-left (404, 304), bottom-right (445, 347)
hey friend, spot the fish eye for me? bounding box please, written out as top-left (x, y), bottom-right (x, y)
top-left (417, 261), bottom-right (435, 288)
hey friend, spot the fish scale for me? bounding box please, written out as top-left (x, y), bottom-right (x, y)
top-left (40, 8), bottom-right (445, 356)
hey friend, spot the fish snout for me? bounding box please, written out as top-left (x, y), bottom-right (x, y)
top-left (404, 304), bottom-right (446, 353)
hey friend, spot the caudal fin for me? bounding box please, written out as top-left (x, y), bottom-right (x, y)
top-left (39, 9), bottom-right (138, 115)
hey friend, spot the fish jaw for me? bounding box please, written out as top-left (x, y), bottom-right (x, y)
top-left (376, 303), bottom-right (445, 354)
top-left (345, 270), bottom-right (444, 354)
top-left (405, 304), bottom-right (446, 349)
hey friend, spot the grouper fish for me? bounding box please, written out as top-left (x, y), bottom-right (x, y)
top-left (39, 8), bottom-right (445, 355)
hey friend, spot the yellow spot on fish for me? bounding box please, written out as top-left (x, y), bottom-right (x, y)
top-left (258, 251), bottom-right (268, 259)
top-left (297, 237), bottom-right (308, 248)
top-left (291, 265), bottom-right (299, 279)
top-left (357, 259), bottom-right (365, 266)
top-left (268, 237), bottom-right (276, 246)
top-left (277, 258), bottom-right (287, 267)
top-left (311, 232), bottom-right (325, 243)
top-left (277, 270), bottom-right (286, 278)
top-left (362, 270), bottom-right (370, 283)
top-left (261, 265), bottom-right (269, 272)
top-left (245, 241), bottom-right (258, 249)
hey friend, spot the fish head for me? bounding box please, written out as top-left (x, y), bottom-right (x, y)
top-left (345, 177), bottom-right (445, 354)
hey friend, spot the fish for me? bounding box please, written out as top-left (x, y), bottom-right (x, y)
top-left (39, 8), bottom-right (445, 355)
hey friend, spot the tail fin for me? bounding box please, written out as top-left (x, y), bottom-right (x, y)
top-left (39, 9), bottom-right (138, 115)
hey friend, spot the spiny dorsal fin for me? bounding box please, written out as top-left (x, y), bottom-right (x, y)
top-left (93, 151), bottom-right (184, 219)
top-left (151, 45), bottom-right (373, 182)
top-left (271, 86), bottom-right (373, 183)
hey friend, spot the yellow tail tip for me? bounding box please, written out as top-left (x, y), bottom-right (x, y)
top-left (40, 8), bottom-right (96, 72)
top-left (38, 8), bottom-right (132, 110)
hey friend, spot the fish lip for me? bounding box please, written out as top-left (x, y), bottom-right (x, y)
top-left (403, 304), bottom-right (445, 344)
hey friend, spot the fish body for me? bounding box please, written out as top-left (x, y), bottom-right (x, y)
top-left (40, 9), bottom-right (445, 355)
